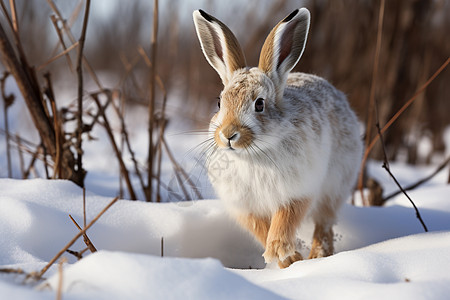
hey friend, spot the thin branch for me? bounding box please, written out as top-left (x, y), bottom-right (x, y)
top-left (1, 71), bottom-right (14, 177)
top-left (92, 94), bottom-right (137, 200)
top-left (34, 196), bottom-right (119, 280)
top-left (46, 0), bottom-right (103, 90)
top-left (49, 0), bottom-right (83, 58)
top-left (360, 56), bottom-right (450, 183)
top-left (68, 214), bottom-right (97, 253)
top-left (75, 0), bottom-right (91, 188)
top-left (8, 0), bottom-right (18, 34)
top-left (110, 93), bottom-right (146, 192)
top-left (162, 136), bottom-right (203, 200)
top-left (374, 90), bottom-right (428, 232)
top-left (359, 0), bottom-right (385, 205)
top-left (383, 156), bottom-right (450, 202)
top-left (146, 0), bottom-right (159, 202)
top-left (55, 257), bottom-right (67, 300)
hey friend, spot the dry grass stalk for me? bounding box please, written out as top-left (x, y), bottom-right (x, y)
top-left (145, 0), bottom-right (159, 202)
top-left (68, 214), bottom-right (97, 253)
top-left (8, 0), bottom-right (18, 34)
top-left (162, 136), bottom-right (203, 200)
top-left (360, 55), bottom-right (450, 184)
top-left (110, 94), bottom-right (146, 193)
top-left (55, 257), bottom-right (67, 300)
top-left (49, 0), bottom-right (83, 58)
top-left (40, 14), bottom-right (78, 72)
top-left (1, 71), bottom-right (14, 177)
top-left (47, 0), bottom-right (103, 89)
top-left (35, 196), bottom-right (119, 280)
top-left (383, 156), bottom-right (450, 203)
top-left (91, 93), bottom-right (137, 200)
top-left (15, 134), bottom-right (25, 178)
top-left (372, 64), bottom-right (428, 232)
top-left (74, 0), bottom-right (91, 188)
top-left (359, 0), bottom-right (385, 205)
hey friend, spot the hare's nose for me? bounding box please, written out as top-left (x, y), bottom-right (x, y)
top-left (219, 130), bottom-right (240, 147)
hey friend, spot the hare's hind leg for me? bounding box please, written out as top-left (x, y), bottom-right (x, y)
top-left (263, 199), bottom-right (310, 268)
top-left (308, 199), bottom-right (337, 259)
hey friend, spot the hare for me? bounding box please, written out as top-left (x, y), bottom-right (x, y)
top-left (193, 8), bottom-right (363, 268)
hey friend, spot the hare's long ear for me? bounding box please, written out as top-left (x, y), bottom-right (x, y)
top-left (258, 8), bottom-right (310, 89)
top-left (193, 10), bottom-right (246, 85)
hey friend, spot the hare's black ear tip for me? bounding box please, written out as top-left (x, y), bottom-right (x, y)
top-left (283, 9), bottom-right (299, 22)
top-left (283, 8), bottom-right (310, 23)
top-left (198, 9), bottom-right (214, 22)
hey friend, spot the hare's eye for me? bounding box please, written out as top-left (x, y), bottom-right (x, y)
top-left (255, 98), bottom-right (264, 112)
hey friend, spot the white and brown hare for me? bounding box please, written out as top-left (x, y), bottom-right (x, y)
top-left (193, 8), bottom-right (362, 268)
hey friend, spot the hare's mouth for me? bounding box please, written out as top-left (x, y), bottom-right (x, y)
top-left (214, 124), bottom-right (254, 150)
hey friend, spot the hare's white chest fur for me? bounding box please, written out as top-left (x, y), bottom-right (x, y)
top-left (208, 72), bottom-right (361, 218)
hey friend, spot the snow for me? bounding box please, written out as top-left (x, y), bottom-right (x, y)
top-left (1, 163), bottom-right (450, 299)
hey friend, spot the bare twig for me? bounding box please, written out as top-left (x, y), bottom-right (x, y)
top-left (92, 94), bottom-right (137, 200)
top-left (83, 187), bottom-right (86, 227)
top-left (37, 26), bottom-right (78, 72)
top-left (0, 267), bottom-right (24, 274)
top-left (16, 134), bottom-right (25, 178)
top-left (1, 71), bottom-right (14, 177)
top-left (75, 0), bottom-right (91, 188)
top-left (8, 0), bottom-right (18, 34)
top-left (56, 257), bottom-right (67, 300)
top-left (110, 93), bottom-right (146, 192)
top-left (49, 0), bottom-right (83, 58)
top-left (146, 0), bottom-right (159, 202)
top-left (46, 0), bottom-right (103, 90)
top-left (360, 56), bottom-right (450, 185)
top-left (34, 196), bottom-right (119, 280)
top-left (383, 156), bottom-right (450, 202)
top-left (162, 136), bottom-right (203, 200)
top-left (359, 0), bottom-right (385, 205)
top-left (68, 214), bottom-right (97, 253)
top-left (43, 73), bottom-right (63, 179)
top-left (373, 83), bottom-right (428, 232)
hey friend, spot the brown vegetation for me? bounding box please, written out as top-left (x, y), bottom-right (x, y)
top-left (0, 0), bottom-right (449, 202)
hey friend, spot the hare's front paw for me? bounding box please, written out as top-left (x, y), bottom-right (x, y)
top-left (263, 238), bottom-right (295, 263)
top-left (278, 251), bottom-right (303, 269)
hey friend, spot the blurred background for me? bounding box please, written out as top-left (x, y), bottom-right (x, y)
top-left (1, 0), bottom-right (449, 200)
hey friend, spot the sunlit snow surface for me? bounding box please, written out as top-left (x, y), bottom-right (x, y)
top-left (0, 164), bottom-right (450, 300)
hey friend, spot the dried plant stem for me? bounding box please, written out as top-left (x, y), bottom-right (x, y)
top-left (1, 71), bottom-right (13, 177)
top-left (56, 257), bottom-right (67, 300)
top-left (68, 215), bottom-right (97, 253)
top-left (16, 135), bottom-right (25, 178)
top-left (383, 156), bottom-right (450, 202)
top-left (92, 94), bottom-right (137, 200)
top-left (35, 196), bottom-right (119, 280)
top-left (359, 0), bottom-right (385, 205)
top-left (8, 0), bottom-right (18, 33)
top-left (110, 95), bottom-right (146, 192)
top-left (74, 0), bottom-right (91, 187)
top-left (162, 136), bottom-right (203, 200)
top-left (146, 0), bottom-right (159, 202)
top-left (46, 0), bottom-right (103, 90)
top-left (43, 73), bottom-right (63, 179)
top-left (373, 73), bottom-right (428, 232)
top-left (41, 14), bottom-right (78, 72)
top-left (359, 55), bottom-right (450, 186)
top-left (49, 0), bottom-right (83, 58)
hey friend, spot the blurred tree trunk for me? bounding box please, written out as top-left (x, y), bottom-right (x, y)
top-left (0, 23), bottom-right (85, 186)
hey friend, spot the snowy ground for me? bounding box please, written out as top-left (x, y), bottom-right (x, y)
top-left (0, 160), bottom-right (450, 299)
